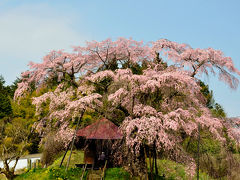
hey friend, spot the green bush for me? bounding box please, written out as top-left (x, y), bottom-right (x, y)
top-left (157, 159), bottom-right (187, 179)
top-left (183, 133), bottom-right (221, 155)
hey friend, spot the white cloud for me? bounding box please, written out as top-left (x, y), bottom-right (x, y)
top-left (0, 3), bottom-right (88, 84)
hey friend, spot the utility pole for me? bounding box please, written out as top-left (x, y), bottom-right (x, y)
top-left (197, 123), bottom-right (200, 180)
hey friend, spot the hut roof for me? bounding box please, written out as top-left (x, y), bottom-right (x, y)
top-left (76, 118), bottom-right (123, 139)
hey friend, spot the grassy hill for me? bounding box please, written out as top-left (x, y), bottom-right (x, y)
top-left (12, 150), bottom-right (214, 180)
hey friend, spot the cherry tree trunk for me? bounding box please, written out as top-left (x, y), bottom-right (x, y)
top-left (124, 145), bottom-right (148, 179)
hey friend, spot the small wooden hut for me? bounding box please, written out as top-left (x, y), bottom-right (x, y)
top-left (76, 118), bottom-right (122, 166)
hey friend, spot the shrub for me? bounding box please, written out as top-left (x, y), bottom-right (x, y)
top-left (41, 133), bottom-right (66, 167)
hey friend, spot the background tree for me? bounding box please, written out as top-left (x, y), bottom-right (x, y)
top-left (0, 75), bottom-right (38, 179)
top-left (0, 76), bottom-right (12, 119)
top-left (199, 81), bottom-right (226, 118)
top-left (0, 118), bottom-right (30, 180)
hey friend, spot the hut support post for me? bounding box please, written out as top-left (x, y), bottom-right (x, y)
top-left (65, 109), bottom-right (85, 171)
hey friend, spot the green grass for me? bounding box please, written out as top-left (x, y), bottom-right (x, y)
top-left (49, 150), bottom-right (84, 168)
top-left (14, 150), bottom-right (85, 180)
top-left (14, 167), bottom-right (84, 180)
top-left (14, 168), bottom-right (47, 180)
top-left (152, 159), bottom-right (212, 180)
top-left (13, 150), bottom-right (213, 180)
top-left (104, 168), bottom-right (130, 180)
top-left (156, 159), bottom-right (187, 179)
top-left (14, 167), bottom-right (131, 180)
top-left (14, 150), bottom-right (130, 180)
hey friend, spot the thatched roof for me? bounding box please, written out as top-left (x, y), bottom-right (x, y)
top-left (76, 118), bottom-right (123, 139)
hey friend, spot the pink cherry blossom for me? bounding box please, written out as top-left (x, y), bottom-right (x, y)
top-left (14, 38), bottom-right (240, 170)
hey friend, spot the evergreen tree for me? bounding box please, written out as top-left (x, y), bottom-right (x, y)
top-left (0, 76), bottom-right (12, 119)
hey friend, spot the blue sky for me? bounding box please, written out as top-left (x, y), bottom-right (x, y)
top-left (0, 0), bottom-right (240, 117)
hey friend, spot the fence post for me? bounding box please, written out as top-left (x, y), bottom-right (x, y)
top-left (33, 161), bottom-right (36, 169)
top-left (27, 159), bottom-right (32, 170)
top-left (36, 159), bottom-right (40, 168)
